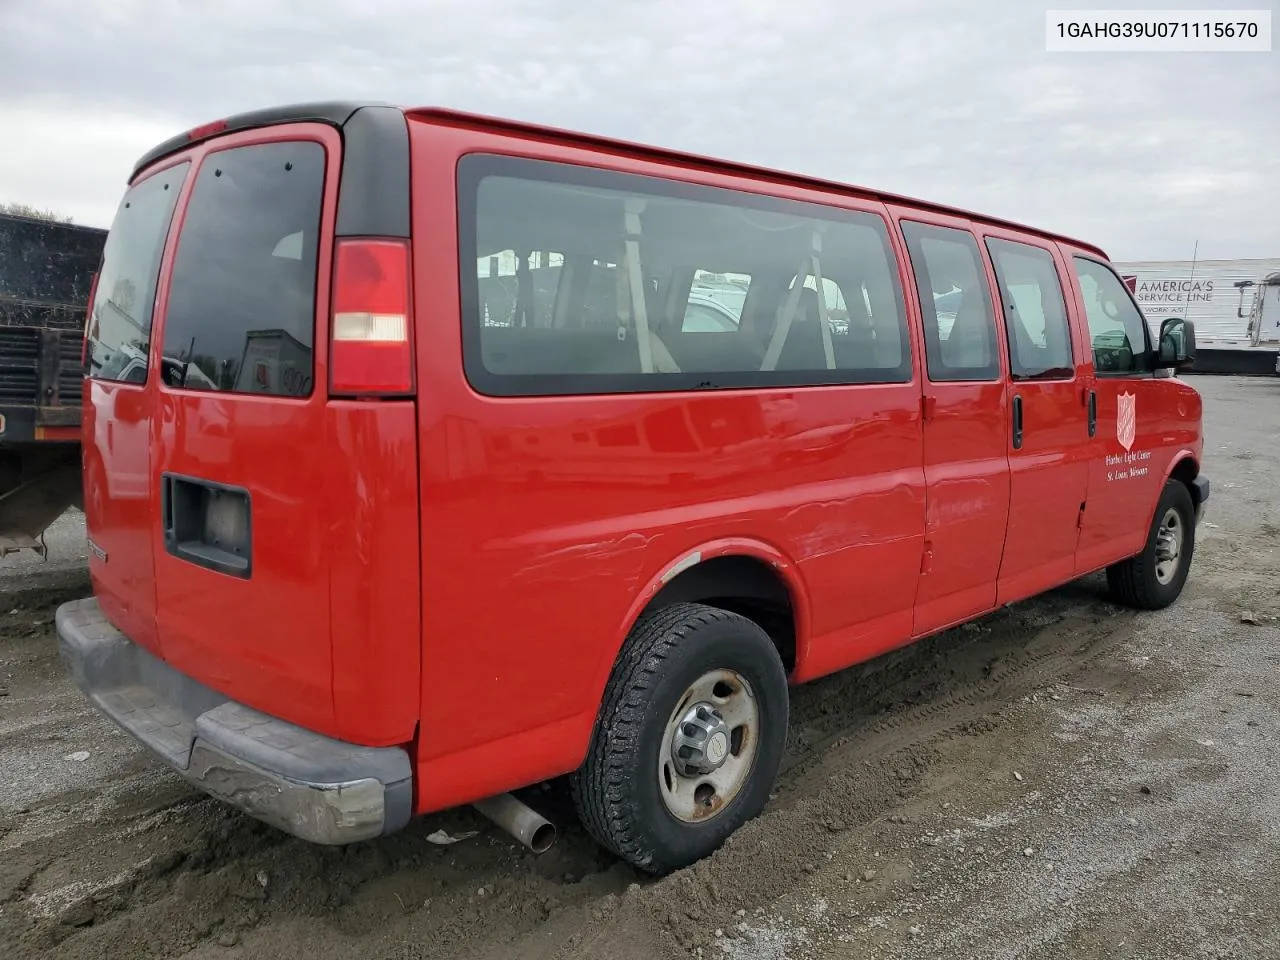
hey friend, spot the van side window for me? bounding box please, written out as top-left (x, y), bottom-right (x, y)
top-left (985, 238), bottom-right (1074, 381)
top-left (161, 141), bottom-right (325, 397)
top-left (458, 156), bottom-right (911, 396)
top-left (683, 271), bottom-right (749, 332)
top-left (900, 222), bottom-right (1000, 382)
top-left (477, 250), bottom-right (563, 328)
top-left (1072, 256), bottom-right (1152, 374)
top-left (85, 163), bottom-right (189, 383)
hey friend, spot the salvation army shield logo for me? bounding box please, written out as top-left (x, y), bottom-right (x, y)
top-left (1117, 391), bottom-right (1136, 452)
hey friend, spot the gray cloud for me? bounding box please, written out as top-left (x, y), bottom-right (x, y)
top-left (0, 0), bottom-right (1275, 259)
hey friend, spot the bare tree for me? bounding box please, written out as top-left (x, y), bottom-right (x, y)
top-left (0, 202), bottom-right (74, 223)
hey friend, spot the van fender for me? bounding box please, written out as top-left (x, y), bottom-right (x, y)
top-left (1162, 449), bottom-right (1198, 481)
top-left (1162, 450), bottom-right (1198, 491)
top-left (577, 537), bottom-right (811, 747)
top-left (1140, 448), bottom-right (1203, 535)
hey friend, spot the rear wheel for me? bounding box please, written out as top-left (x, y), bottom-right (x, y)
top-left (572, 602), bottom-right (789, 875)
top-left (1106, 479), bottom-right (1195, 610)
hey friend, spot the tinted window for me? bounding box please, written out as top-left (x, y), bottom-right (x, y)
top-left (477, 250), bottom-right (562, 328)
top-left (986, 238), bottom-right (1074, 380)
top-left (685, 270), bottom-right (749, 331)
top-left (86, 163), bottom-right (189, 382)
top-left (459, 156), bottom-right (911, 396)
top-left (691, 271), bottom-right (747, 330)
top-left (900, 222), bottom-right (1000, 382)
top-left (161, 141), bottom-right (325, 396)
top-left (1073, 256), bottom-right (1151, 374)
top-left (683, 300), bottom-right (738, 332)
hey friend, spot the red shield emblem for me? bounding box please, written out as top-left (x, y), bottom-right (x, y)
top-left (255, 361), bottom-right (270, 389)
top-left (1116, 391), bottom-right (1136, 452)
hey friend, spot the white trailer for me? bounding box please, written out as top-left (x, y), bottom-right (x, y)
top-left (233, 328), bottom-right (313, 397)
top-left (1111, 258), bottom-right (1280, 375)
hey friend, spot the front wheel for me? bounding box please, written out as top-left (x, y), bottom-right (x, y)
top-left (571, 602), bottom-right (789, 875)
top-left (1106, 479), bottom-right (1196, 610)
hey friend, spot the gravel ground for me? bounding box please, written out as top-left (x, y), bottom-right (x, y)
top-left (1, 374), bottom-right (1277, 960)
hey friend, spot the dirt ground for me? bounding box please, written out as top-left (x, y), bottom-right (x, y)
top-left (2, 374), bottom-right (1278, 960)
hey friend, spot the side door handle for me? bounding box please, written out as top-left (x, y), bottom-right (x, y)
top-left (1087, 390), bottom-right (1097, 438)
top-left (1012, 395), bottom-right (1024, 450)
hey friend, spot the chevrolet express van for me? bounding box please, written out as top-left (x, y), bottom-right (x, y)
top-left (58, 102), bottom-right (1208, 875)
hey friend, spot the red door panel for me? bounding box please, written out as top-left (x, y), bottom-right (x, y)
top-left (85, 381), bottom-right (157, 652)
top-left (916, 382), bottom-right (1010, 631)
top-left (408, 120), bottom-right (928, 809)
top-left (152, 393), bottom-right (336, 730)
top-left (1000, 381), bottom-right (1089, 599)
top-left (1065, 251), bottom-right (1201, 573)
top-left (894, 214), bottom-right (1011, 636)
top-left (983, 233), bottom-right (1091, 604)
top-left (82, 159), bottom-right (192, 654)
top-left (146, 125), bottom-right (348, 736)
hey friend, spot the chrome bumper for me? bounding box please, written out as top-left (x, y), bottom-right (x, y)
top-left (55, 598), bottom-right (412, 845)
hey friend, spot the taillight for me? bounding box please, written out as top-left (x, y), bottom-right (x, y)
top-left (82, 270), bottom-right (100, 367)
top-left (329, 239), bottom-right (414, 397)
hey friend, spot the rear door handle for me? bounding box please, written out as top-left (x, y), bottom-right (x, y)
top-left (161, 473), bottom-right (253, 579)
top-left (1088, 390), bottom-right (1097, 438)
top-left (1012, 395), bottom-right (1024, 450)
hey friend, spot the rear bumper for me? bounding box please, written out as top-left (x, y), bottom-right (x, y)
top-left (1192, 474), bottom-right (1210, 525)
top-left (55, 597), bottom-right (413, 845)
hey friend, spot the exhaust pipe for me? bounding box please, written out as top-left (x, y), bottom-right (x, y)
top-left (473, 793), bottom-right (556, 854)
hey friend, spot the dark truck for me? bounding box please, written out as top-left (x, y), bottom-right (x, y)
top-left (0, 213), bottom-right (106, 557)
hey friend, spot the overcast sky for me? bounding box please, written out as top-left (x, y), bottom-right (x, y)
top-left (1, 0), bottom-right (1275, 261)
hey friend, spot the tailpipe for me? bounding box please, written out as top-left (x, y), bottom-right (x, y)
top-left (473, 793), bottom-right (556, 854)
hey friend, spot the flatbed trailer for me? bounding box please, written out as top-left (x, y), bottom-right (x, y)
top-left (0, 212), bottom-right (105, 557)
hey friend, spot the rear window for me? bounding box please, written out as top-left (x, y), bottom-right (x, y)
top-left (161, 141), bottom-right (325, 396)
top-left (459, 155), bottom-right (911, 397)
top-left (86, 163), bottom-right (189, 383)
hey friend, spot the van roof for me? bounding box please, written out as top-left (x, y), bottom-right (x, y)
top-left (132, 100), bottom-right (1107, 259)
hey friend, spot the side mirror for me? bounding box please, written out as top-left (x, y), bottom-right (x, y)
top-left (1158, 316), bottom-right (1196, 368)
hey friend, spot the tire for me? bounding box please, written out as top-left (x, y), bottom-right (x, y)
top-left (571, 602), bottom-right (789, 875)
top-left (1106, 479), bottom-right (1196, 610)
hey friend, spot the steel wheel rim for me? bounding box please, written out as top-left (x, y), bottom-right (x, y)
top-left (658, 668), bottom-right (759, 824)
top-left (1154, 507), bottom-right (1184, 585)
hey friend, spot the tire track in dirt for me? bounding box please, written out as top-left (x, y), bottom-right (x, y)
top-left (779, 592), bottom-right (1123, 785)
top-left (581, 538), bottom-right (1259, 959)
top-left (0, 575), bottom-right (1212, 960)
top-left (539, 584), bottom-right (1163, 960)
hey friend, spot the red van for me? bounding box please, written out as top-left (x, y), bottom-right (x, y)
top-left (58, 102), bottom-right (1208, 875)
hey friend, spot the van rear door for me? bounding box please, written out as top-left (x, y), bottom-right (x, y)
top-left (145, 113), bottom-right (421, 743)
top-left (149, 127), bottom-right (338, 732)
top-left (84, 160), bottom-right (190, 653)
